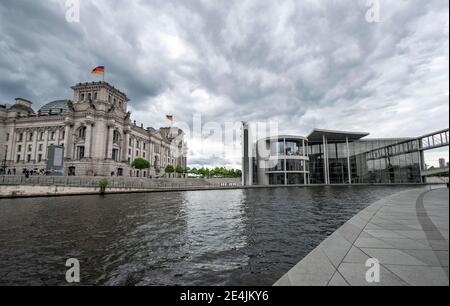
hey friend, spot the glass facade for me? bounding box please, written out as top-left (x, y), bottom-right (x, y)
top-left (308, 139), bottom-right (422, 184)
top-left (258, 136), bottom-right (309, 185)
top-left (245, 128), bottom-right (450, 186)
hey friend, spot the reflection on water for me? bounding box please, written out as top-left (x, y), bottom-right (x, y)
top-left (0, 186), bottom-right (413, 286)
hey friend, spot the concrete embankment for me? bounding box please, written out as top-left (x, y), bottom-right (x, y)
top-left (0, 174), bottom-right (439, 199)
top-left (274, 187), bottom-right (449, 286)
top-left (0, 184), bottom-right (245, 198)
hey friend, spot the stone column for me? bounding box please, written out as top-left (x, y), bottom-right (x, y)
top-left (31, 129), bottom-right (38, 162)
top-left (43, 130), bottom-right (49, 161)
top-left (64, 123), bottom-right (72, 159)
top-left (106, 122), bottom-right (115, 160)
top-left (7, 126), bottom-right (15, 161)
top-left (21, 130), bottom-right (28, 163)
top-left (122, 131), bottom-right (130, 163)
top-left (55, 128), bottom-right (61, 146)
top-left (85, 123), bottom-right (92, 159)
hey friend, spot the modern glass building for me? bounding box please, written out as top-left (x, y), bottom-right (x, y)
top-left (253, 136), bottom-right (310, 185)
top-left (242, 126), bottom-right (425, 186)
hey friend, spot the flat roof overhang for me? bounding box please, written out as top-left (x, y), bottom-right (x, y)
top-left (307, 129), bottom-right (370, 144)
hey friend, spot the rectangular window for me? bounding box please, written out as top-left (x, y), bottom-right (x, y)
top-left (78, 146), bottom-right (85, 159)
top-left (112, 149), bottom-right (119, 161)
top-left (38, 154), bottom-right (42, 163)
top-left (28, 144), bottom-right (32, 152)
top-left (16, 155), bottom-right (21, 163)
top-left (29, 133), bottom-right (33, 141)
top-left (18, 145), bottom-right (22, 152)
top-left (40, 132), bottom-right (44, 140)
top-left (50, 132), bottom-right (55, 140)
top-left (39, 144), bottom-right (43, 151)
top-left (18, 133), bottom-right (23, 142)
top-left (27, 155), bottom-right (31, 163)
top-left (6, 133), bottom-right (9, 141)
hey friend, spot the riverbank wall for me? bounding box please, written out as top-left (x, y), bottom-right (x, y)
top-left (0, 174), bottom-right (443, 199)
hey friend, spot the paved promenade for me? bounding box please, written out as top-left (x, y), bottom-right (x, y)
top-left (275, 187), bottom-right (449, 286)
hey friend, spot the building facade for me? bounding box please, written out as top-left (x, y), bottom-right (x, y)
top-left (242, 126), bottom-right (427, 186)
top-left (0, 82), bottom-right (187, 177)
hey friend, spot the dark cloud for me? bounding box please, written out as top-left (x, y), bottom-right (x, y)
top-left (0, 0), bottom-right (448, 167)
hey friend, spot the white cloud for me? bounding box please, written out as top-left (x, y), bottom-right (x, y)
top-left (0, 0), bottom-right (448, 168)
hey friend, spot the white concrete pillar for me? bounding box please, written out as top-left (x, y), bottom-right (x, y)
top-left (346, 137), bottom-right (352, 185)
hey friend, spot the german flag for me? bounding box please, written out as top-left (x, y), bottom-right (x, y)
top-left (91, 66), bottom-right (105, 75)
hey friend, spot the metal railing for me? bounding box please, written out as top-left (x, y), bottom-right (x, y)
top-left (0, 176), bottom-right (242, 190)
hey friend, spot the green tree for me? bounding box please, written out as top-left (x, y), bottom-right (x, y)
top-left (165, 165), bottom-right (175, 174)
top-left (132, 158), bottom-right (150, 170)
top-left (176, 165), bottom-right (184, 174)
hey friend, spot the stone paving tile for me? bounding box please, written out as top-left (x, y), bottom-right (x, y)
top-left (342, 246), bottom-right (370, 263)
top-left (273, 275), bottom-right (291, 286)
top-left (398, 249), bottom-right (443, 267)
top-left (328, 272), bottom-right (349, 286)
top-left (418, 239), bottom-right (449, 251)
top-left (436, 251), bottom-right (449, 267)
top-left (336, 222), bottom-right (364, 244)
top-left (354, 237), bottom-right (396, 249)
top-left (365, 229), bottom-right (406, 239)
top-left (338, 263), bottom-right (409, 286)
top-left (385, 265), bottom-right (449, 286)
top-left (360, 248), bottom-right (427, 266)
top-left (320, 231), bottom-right (352, 267)
top-left (394, 230), bottom-right (436, 240)
top-left (284, 247), bottom-right (336, 286)
top-left (377, 237), bottom-right (432, 250)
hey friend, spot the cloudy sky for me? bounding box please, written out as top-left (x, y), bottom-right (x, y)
top-left (0, 0), bottom-right (448, 167)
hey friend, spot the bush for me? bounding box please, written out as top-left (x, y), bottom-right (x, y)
top-left (99, 178), bottom-right (109, 194)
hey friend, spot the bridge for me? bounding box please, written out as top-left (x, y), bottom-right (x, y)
top-left (421, 166), bottom-right (449, 177)
top-left (417, 128), bottom-right (449, 182)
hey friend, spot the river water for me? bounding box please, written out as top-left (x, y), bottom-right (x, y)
top-left (0, 186), bottom-right (413, 286)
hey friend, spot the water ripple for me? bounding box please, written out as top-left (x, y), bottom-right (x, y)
top-left (0, 186), bottom-right (412, 286)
